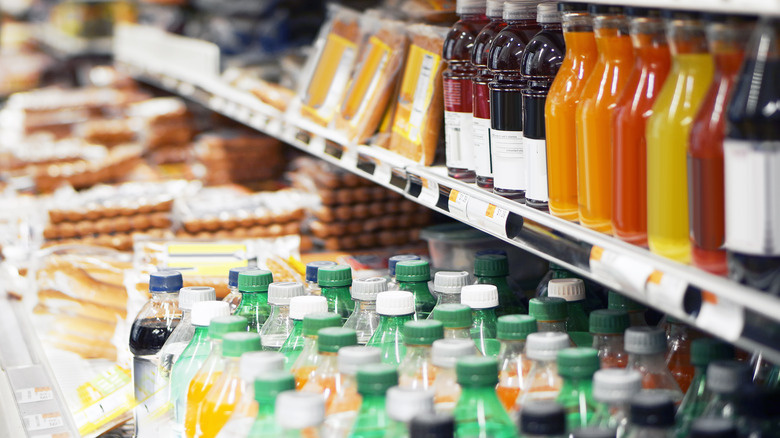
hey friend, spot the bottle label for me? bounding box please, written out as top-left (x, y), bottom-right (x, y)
top-left (525, 137), bottom-right (548, 202)
top-left (491, 128), bottom-right (525, 190)
top-left (341, 35), bottom-right (391, 131)
top-left (301, 33), bottom-right (357, 124)
top-left (473, 117), bottom-right (492, 178)
top-left (392, 45), bottom-right (441, 146)
top-left (724, 139), bottom-right (780, 255)
top-left (444, 110), bottom-right (474, 169)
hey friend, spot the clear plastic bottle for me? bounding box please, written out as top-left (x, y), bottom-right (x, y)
top-left (395, 260), bottom-right (436, 319)
top-left (318, 264), bottom-right (354, 323)
top-left (430, 339), bottom-right (478, 414)
top-left (385, 386), bottom-right (436, 438)
top-left (519, 401), bottom-right (567, 438)
top-left (302, 327), bottom-right (359, 405)
top-left (235, 270), bottom-right (274, 334)
top-left (241, 372), bottom-right (295, 438)
top-left (625, 393), bottom-right (675, 438)
top-left (259, 282), bottom-right (305, 351)
top-left (277, 391), bottom-right (326, 438)
top-left (160, 286), bottom-right (217, 380)
top-left (290, 312), bottom-right (342, 390)
top-left (348, 364), bottom-right (399, 438)
top-left (399, 320), bottom-right (444, 390)
top-left (461, 284), bottom-right (500, 356)
top-left (664, 317), bottom-right (695, 394)
top-left (555, 347), bottom-right (600, 430)
top-left (689, 418), bottom-right (738, 438)
top-left (224, 267), bottom-right (252, 313)
top-left (279, 295), bottom-right (328, 368)
top-left (387, 254), bottom-right (421, 292)
top-left (431, 303), bottom-right (472, 340)
top-left (344, 278), bottom-right (385, 344)
top-left (624, 327), bottom-right (683, 404)
top-left (324, 346), bottom-right (383, 438)
top-left (608, 291), bottom-right (648, 327)
top-left (453, 356), bottom-right (516, 437)
top-left (473, 253), bottom-right (527, 316)
top-left (589, 368), bottom-right (642, 438)
top-left (409, 413), bottom-right (456, 438)
top-left (367, 291), bottom-right (415, 365)
top-left (496, 314), bottom-right (537, 415)
top-left (516, 332), bottom-right (570, 410)
top-left (306, 261), bottom-right (338, 296)
top-left (589, 309), bottom-right (630, 369)
top-left (701, 360), bottom-right (752, 419)
top-left (430, 271), bottom-right (471, 317)
top-left (529, 297), bottom-right (570, 341)
top-left (548, 279), bottom-right (589, 334)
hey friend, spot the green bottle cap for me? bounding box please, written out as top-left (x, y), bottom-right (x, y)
top-left (473, 254), bottom-right (509, 277)
top-left (691, 338), bottom-right (735, 367)
top-left (589, 309), bottom-right (630, 334)
top-left (432, 304), bottom-right (472, 329)
top-left (557, 347), bottom-right (600, 378)
top-left (254, 372), bottom-right (295, 402)
top-left (497, 315), bottom-right (537, 340)
top-left (608, 291), bottom-right (647, 312)
top-left (356, 364), bottom-right (398, 395)
top-left (456, 356), bottom-right (500, 387)
top-left (318, 327), bottom-right (358, 353)
top-left (395, 260), bottom-right (431, 282)
top-left (317, 265), bottom-right (353, 287)
top-left (529, 297), bottom-right (568, 321)
top-left (238, 269), bottom-right (273, 293)
top-left (209, 315), bottom-right (248, 340)
top-left (303, 312), bottom-right (342, 337)
top-left (222, 332), bottom-right (262, 357)
top-left (403, 320), bottom-right (444, 345)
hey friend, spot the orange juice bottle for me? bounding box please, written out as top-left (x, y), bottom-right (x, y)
top-left (430, 339), bottom-right (478, 414)
top-left (495, 315), bottom-right (536, 414)
top-left (545, 3), bottom-right (597, 221)
top-left (515, 332), bottom-right (569, 411)
top-left (575, 5), bottom-right (634, 233)
top-left (646, 11), bottom-right (714, 263)
top-left (291, 312), bottom-right (342, 390)
top-left (301, 327), bottom-right (358, 407)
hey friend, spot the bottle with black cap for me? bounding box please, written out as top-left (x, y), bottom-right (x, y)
top-left (689, 418), bottom-right (738, 438)
top-left (410, 412), bottom-right (455, 438)
top-left (701, 360), bottom-right (752, 419)
top-left (519, 401), bottom-right (567, 438)
top-left (625, 393), bottom-right (675, 438)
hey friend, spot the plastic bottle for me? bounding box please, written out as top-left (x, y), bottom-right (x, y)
top-left (432, 304), bottom-right (473, 340)
top-left (399, 320), bottom-right (444, 389)
top-left (344, 278), bottom-right (386, 344)
top-left (646, 10), bottom-right (714, 263)
top-left (395, 260), bottom-right (436, 319)
top-left (385, 386), bottom-right (436, 438)
top-left (701, 361), bottom-right (752, 419)
top-left (183, 316), bottom-right (248, 438)
top-left (555, 347), bottom-right (599, 430)
top-left (453, 356), bottom-right (517, 437)
top-left (473, 253), bottom-right (527, 316)
top-left (367, 291), bottom-right (416, 365)
top-left (130, 270), bottom-right (183, 436)
top-left (260, 282), bottom-right (305, 351)
top-left (608, 291), bottom-right (647, 327)
top-left (276, 391), bottom-right (326, 437)
top-left (624, 327), bottom-right (683, 404)
top-left (472, 0), bottom-right (506, 190)
top-left (461, 284), bottom-right (500, 356)
top-left (573, 427), bottom-right (619, 438)
top-left (323, 346), bottom-right (383, 438)
top-left (348, 364), bottom-right (399, 438)
top-left (241, 372), bottom-right (295, 438)
top-left (689, 419), bottom-right (738, 438)
top-left (430, 339), bottom-right (478, 414)
top-left (687, 16), bottom-right (753, 274)
top-left (387, 255), bottom-right (421, 292)
top-left (664, 317), bottom-right (695, 393)
top-left (306, 261), bottom-right (338, 297)
top-left (625, 393), bottom-right (675, 438)
top-left (291, 312), bottom-right (343, 390)
top-left (302, 327), bottom-right (359, 404)
top-left (279, 296), bottom-right (328, 368)
top-left (612, 7), bottom-right (671, 246)
top-left (519, 401), bottom-right (567, 438)
top-left (319, 264), bottom-right (355, 323)
top-left (589, 309), bottom-right (630, 369)
top-left (516, 332), bottom-right (570, 410)
top-left (522, 2), bottom-right (565, 210)
top-left (430, 271), bottom-right (471, 314)
top-left (547, 279), bottom-right (589, 333)
top-left (487, 0), bottom-right (542, 200)
top-left (224, 267), bottom-right (252, 313)
top-left (409, 413), bottom-right (456, 438)
top-left (529, 297), bottom-right (570, 341)
top-left (733, 386), bottom-right (780, 438)
top-left (496, 314), bottom-right (537, 413)
top-left (235, 270), bottom-right (273, 334)
top-left (160, 286), bottom-right (218, 381)
top-left (443, 0), bottom-right (489, 181)
top-left (724, 17), bottom-right (780, 294)
top-left (546, 2), bottom-right (597, 220)
top-left (589, 368), bottom-right (642, 438)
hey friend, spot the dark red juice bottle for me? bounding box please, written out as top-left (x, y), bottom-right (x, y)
top-left (688, 15), bottom-right (754, 276)
top-left (488, 0), bottom-right (541, 201)
top-left (522, 2), bottom-right (565, 210)
top-left (724, 17), bottom-right (780, 295)
top-left (443, 0), bottom-right (489, 182)
top-left (471, 0), bottom-right (507, 190)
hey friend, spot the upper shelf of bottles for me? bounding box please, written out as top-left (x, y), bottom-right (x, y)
top-left (585, 0), bottom-right (780, 15)
top-left (114, 24), bottom-right (780, 363)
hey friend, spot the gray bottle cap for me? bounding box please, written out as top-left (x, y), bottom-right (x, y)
top-left (239, 351), bottom-right (285, 383)
top-left (338, 346), bottom-right (382, 375)
top-left (593, 369), bottom-right (643, 403)
top-left (352, 277), bottom-right (388, 300)
top-left (707, 360), bottom-right (752, 394)
top-left (178, 286), bottom-right (216, 310)
top-left (431, 339), bottom-right (478, 368)
top-left (386, 386), bottom-right (435, 422)
top-left (525, 332), bottom-right (570, 361)
top-left (267, 282), bottom-right (305, 305)
top-left (624, 327), bottom-right (667, 355)
top-left (276, 391), bottom-right (325, 428)
top-left (433, 271), bottom-right (471, 295)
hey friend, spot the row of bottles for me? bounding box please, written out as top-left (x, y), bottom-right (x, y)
top-left (441, 0), bottom-right (780, 293)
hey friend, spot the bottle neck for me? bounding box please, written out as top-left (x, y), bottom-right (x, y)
top-left (562, 12), bottom-right (593, 34)
top-left (460, 384), bottom-right (501, 402)
top-left (398, 280), bottom-right (429, 295)
top-left (560, 374), bottom-right (594, 392)
top-left (221, 356), bottom-right (241, 374)
top-left (476, 275), bottom-right (509, 290)
top-left (498, 339), bottom-right (526, 357)
top-left (505, 17), bottom-right (537, 26)
top-left (268, 304), bottom-right (290, 318)
top-left (629, 352), bottom-right (667, 369)
top-left (404, 344), bottom-right (433, 357)
top-left (444, 327), bottom-right (472, 339)
top-left (538, 320), bottom-right (568, 332)
top-left (355, 299), bottom-right (377, 312)
top-left (151, 291), bottom-right (179, 304)
top-left (180, 309), bottom-right (192, 323)
top-left (460, 12), bottom-right (487, 21)
top-left (592, 333), bottom-right (624, 349)
top-left (472, 308), bottom-right (497, 323)
top-left (379, 313), bottom-right (414, 330)
top-left (191, 325), bottom-right (210, 343)
top-left (255, 397), bottom-right (276, 417)
top-left (321, 285), bottom-right (350, 296)
top-left (435, 293), bottom-right (461, 305)
top-left (540, 22), bottom-right (562, 32)
top-left (668, 19), bottom-right (709, 55)
top-left (239, 291), bottom-right (267, 306)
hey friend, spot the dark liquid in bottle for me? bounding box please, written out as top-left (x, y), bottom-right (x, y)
top-left (129, 318), bottom-right (178, 356)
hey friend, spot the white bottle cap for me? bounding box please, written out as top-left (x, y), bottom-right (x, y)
top-left (376, 291), bottom-right (415, 316)
top-left (338, 346), bottom-right (382, 375)
top-left (456, 0), bottom-right (486, 14)
top-left (431, 339), bottom-right (478, 368)
top-left (240, 351), bottom-right (285, 383)
top-left (461, 284), bottom-right (499, 309)
top-left (179, 286), bottom-right (216, 310)
top-left (191, 301), bottom-right (230, 326)
top-left (386, 386), bottom-right (435, 422)
top-left (624, 327), bottom-right (666, 355)
top-left (486, 0), bottom-right (503, 17)
top-left (548, 279), bottom-right (586, 302)
top-left (352, 277), bottom-right (388, 301)
top-left (525, 332), bottom-right (570, 361)
top-left (268, 282), bottom-right (306, 305)
top-left (537, 2), bottom-right (561, 23)
top-left (593, 369), bottom-right (642, 403)
top-left (504, 0), bottom-right (538, 20)
top-left (289, 295), bottom-right (328, 320)
top-left (434, 271), bottom-right (471, 295)
top-left (276, 391), bottom-right (325, 429)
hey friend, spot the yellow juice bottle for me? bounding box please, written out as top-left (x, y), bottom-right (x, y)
top-left (646, 11), bottom-right (714, 263)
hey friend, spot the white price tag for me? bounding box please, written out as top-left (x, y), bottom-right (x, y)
top-left (373, 160), bottom-right (391, 184)
top-left (208, 96), bottom-right (225, 112)
top-left (235, 106), bottom-right (251, 123)
top-left (23, 413), bottom-right (64, 432)
top-left (249, 114), bottom-right (268, 130)
top-left (696, 293), bottom-right (744, 341)
top-left (341, 148), bottom-right (358, 169)
top-left (418, 178), bottom-right (439, 207)
top-left (645, 270), bottom-right (687, 314)
top-left (466, 198), bottom-right (509, 237)
top-left (447, 190), bottom-right (469, 221)
top-left (15, 387), bottom-right (53, 404)
top-left (590, 246), bottom-right (655, 295)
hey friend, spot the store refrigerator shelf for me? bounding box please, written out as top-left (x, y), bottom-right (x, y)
top-left (585, 0), bottom-right (780, 16)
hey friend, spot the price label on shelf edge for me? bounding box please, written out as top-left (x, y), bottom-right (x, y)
top-left (466, 197), bottom-right (509, 238)
top-left (645, 270), bottom-right (687, 315)
top-left (418, 177), bottom-right (438, 206)
top-left (590, 246), bottom-right (655, 296)
top-left (447, 189), bottom-right (469, 221)
top-left (696, 293), bottom-right (744, 341)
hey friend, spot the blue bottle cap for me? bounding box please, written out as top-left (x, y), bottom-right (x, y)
top-left (150, 270), bottom-right (183, 293)
top-left (388, 254), bottom-right (421, 276)
top-left (475, 248), bottom-right (508, 257)
top-left (305, 261), bottom-right (337, 283)
top-left (228, 266), bottom-right (253, 288)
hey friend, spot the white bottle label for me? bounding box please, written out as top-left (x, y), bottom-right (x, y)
top-left (525, 137), bottom-right (549, 202)
top-left (445, 111), bottom-right (475, 169)
top-left (473, 117), bottom-right (492, 178)
top-left (724, 139), bottom-right (780, 255)
top-left (490, 128), bottom-right (525, 190)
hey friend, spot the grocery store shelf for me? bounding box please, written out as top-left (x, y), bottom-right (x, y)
top-left (586, 0), bottom-right (780, 16)
top-left (114, 25), bottom-right (780, 363)
top-left (37, 25), bottom-right (112, 59)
